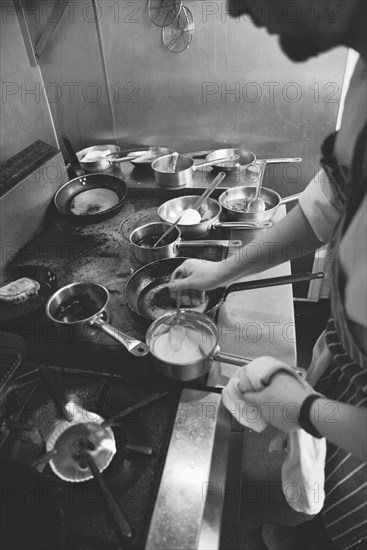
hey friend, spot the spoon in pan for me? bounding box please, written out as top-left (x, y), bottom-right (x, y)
top-left (247, 160), bottom-right (267, 213)
top-left (153, 170), bottom-right (227, 248)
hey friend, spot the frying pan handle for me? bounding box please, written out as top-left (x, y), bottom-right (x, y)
top-left (279, 193), bottom-right (301, 205)
top-left (223, 271), bottom-right (325, 299)
top-left (212, 350), bottom-right (252, 366)
top-left (214, 221), bottom-right (273, 229)
top-left (179, 240), bottom-right (242, 248)
top-left (91, 315), bottom-right (150, 357)
top-left (194, 156), bottom-right (239, 170)
top-left (109, 155), bottom-right (141, 165)
top-left (184, 150), bottom-right (213, 158)
top-left (62, 135), bottom-right (84, 178)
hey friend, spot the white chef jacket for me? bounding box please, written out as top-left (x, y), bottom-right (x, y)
top-left (298, 57), bottom-right (367, 353)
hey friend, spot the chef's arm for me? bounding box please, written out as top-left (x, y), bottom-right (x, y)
top-left (242, 368), bottom-right (367, 462)
top-left (214, 203), bottom-right (321, 286)
top-left (309, 398), bottom-right (367, 462)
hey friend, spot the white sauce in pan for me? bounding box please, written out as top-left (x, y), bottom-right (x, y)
top-left (151, 326), bottom-right (214, 364)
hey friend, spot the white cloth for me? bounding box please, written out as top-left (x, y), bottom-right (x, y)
top-left (222, 358), bottom-right (326, 514)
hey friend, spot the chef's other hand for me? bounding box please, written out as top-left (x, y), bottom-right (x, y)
top-left (168, 259), bottom-right (220, 306)
top-left (240, 361), bottom-right (316, 433)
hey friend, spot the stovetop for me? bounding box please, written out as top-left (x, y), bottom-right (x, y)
top-left (1, 364), bottom-right (181, 550)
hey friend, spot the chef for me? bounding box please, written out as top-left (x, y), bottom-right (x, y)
top-left (169, 1), bottom-right (367, 549)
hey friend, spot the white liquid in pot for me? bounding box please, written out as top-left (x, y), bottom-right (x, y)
top-left (151, 326), bottom-right (214, 364)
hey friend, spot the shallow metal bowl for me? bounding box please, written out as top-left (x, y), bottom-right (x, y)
top-left (158, 196), bottom-right (221, 238)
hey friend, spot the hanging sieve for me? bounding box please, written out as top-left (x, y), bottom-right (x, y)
top-left (162, 6), bottom-right (194, 53)
top-left (148, 0), bottom-right (182, 27)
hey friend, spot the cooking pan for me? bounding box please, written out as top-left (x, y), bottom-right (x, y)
top-left (158, 196), bottom-right (272, 239)
top-left (146, 310), bottom-right (253, 381)
top-left (0, 460), bottom-right (65, 550)
top-left (151, 154), bottom-right (237, 188)
top-left (129, 222), bottom-right (241, 263)
top-left (76, 144), bottom-right (121, 172)
top-left (205, 148), bottom-right (302, 174)
top-left (55, 136), bottom-right (128, 223)
top-left (219, 186), bottom-right (300, 224)
top-left (46, 282), bottom-right (149, 356)
top-left (124, 257), bottom-right (324, 321)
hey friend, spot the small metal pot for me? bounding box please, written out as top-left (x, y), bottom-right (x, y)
top-left (146, 310), bottom-right (250, 381)
top-left (206, 148), bottom-right (302, 174)
top-left (46, 282), bottom-right (149, 356)
top-left (158, 196), bottom-right (272, 239)
top-left (129, 222), bottom-right (241, 263)
top-left (219, 186), bottom-right (300, 224)
top-left (76, 144), bottom-right (121, 173)
top-left (151, 154), bottom-right (235, 188)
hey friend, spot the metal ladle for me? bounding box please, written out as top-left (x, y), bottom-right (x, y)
top-left (247, 159), bottom-right (267, 213)
top-left (169, 292), bottom-right (186, 351)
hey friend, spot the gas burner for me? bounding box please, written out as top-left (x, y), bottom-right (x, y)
top-left (46, 406), bottom-right (116, 483)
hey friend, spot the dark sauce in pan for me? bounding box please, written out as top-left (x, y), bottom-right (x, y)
top-left (55, 297), bottom-right (100, 322)
top-left (223, 198), bottom-right (272, 212)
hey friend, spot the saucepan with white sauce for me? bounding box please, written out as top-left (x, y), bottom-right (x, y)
top-left (146, 310), bottom-right (251, 381)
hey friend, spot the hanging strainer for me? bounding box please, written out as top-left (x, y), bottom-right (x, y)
top-left (162, 6), bottom-right (194, 53)
top-left (148, 0), bottom-right (182, 27)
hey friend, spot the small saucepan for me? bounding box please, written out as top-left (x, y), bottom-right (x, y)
top-left (151, 154), bottom-right (237, 188)
top-left (158, 196), bottom-right (272, 239)
top-left (129, 222), bottom-right (242, 263)
top-left (219, 186), bottom-right (300, 224)
top-left (76, 144), bottom-right (121, 173)
top-left (46, 282), bottom-right (149, 356)
top-left (205, 148), bottom-right (302, 174)
top-left (146, 310), bottom-right (251, 381)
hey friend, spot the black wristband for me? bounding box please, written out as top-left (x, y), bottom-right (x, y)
top-left (298, 394), bottom-right (323, 439)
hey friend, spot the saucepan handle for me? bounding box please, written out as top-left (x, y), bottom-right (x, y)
top-left (256, 158), bottom-right (302, 164)
top-left (279, 193), bottom-right (301, 205)
top-left (91, 315), bottom-right (150, 357)
top-left (214, 221), bottom-right (273, 229)
top-left (212, 351), bottom-right (252, 366)
top-left (222, 271), bottom-right (325, 299)
top-left (179, 240), bottom-right (242, 248)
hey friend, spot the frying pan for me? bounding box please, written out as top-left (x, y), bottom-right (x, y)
top-left (76, 144), bottom-right (121, 173)
top-left (124, 257), bottom-right (324, 321)
top-left (219, 186), bottom-right (300, 224)
top-left (56, 136), bottom-right (128, 223)
top-left (205, 148), bottom-right (302, 173)
top-left (0, 461), bottom-right (65, 550)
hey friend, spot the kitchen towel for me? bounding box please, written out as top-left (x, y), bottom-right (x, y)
top-left (222, 357), bottom-right (326, 514)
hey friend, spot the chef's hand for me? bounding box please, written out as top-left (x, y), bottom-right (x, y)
top-left (168, 259), bottom-right (222, 305)
top-left (240, 363), bottom-right (316, 433)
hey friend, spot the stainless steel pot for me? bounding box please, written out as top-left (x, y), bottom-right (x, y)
top-left (46, 282), bottom-right (149, 357)
top-left (219, 186), bottom-right (300, 224)
top-left (129, 222), bottom-right (241, 263)
top-left (151, 154), bottom-right (236, 188)
top-left (205, 148), bottom-right (302, 174)
top-left (158, 196), bottom-right (272, 239)
top-left (146, 310), bottom-right (251, 381)
top-left (76, 144), bottom-right (121, 173)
